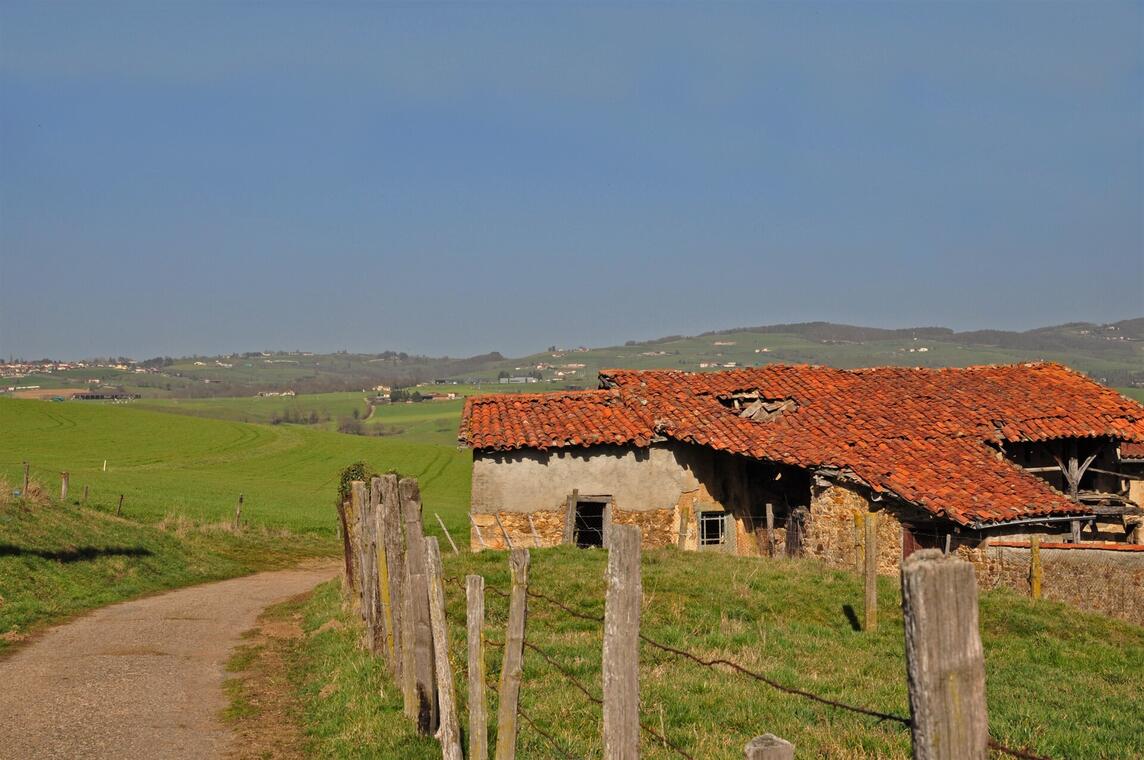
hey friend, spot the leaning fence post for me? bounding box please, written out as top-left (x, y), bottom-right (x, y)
top-left (59, 471), bottom-right (69, 501)
top-left (745, 734), bottom-right (795, 760)
top-left (232, 493), bottom-right (244, 530)
top-left (603, 524), bottom-right (641, 760)
top-left (435, 512), bottom-right (460, 554)
top-left (467, 575), bottom-right (489, 760)
top-left (527, 514), bottom-right (542, 548)
top-left (401, 477), bottom-right (438, 735)
top-left (494, 513), bottom-right (514, 550)
top-left (116, 494), bottom-right (124, 516)
top-left (864, 513), bottom-right (878, 632)
top-left (426, 537), bottom-right (463, 760)
top-left (495, 548), bottom-right (530, 760)
top-left (900, 549), bottom-right (988, 760)
top-left (1029, 536), bottom-right (1043, 600)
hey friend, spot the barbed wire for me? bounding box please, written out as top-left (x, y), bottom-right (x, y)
top-left (636, 633), bottom-right (911, 726)
top-left (481, 672), bottom-right (579, 760)
top-left (988, 739), bottom-right (1052, 760)
top-left (446, 574), bottom-right (1052, 759)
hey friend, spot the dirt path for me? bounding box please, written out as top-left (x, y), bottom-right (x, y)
top-left (0, 563), bottom-right (339, 760)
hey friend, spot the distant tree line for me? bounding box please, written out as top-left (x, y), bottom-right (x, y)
top-left (269, 408), bottom-right (329, 426)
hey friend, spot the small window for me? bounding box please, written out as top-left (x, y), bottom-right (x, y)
top-left (574, 501), bottom-right (606, 548)
top-left (698, 510), bottom-right (727, 547)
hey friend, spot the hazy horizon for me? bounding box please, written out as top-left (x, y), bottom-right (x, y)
top-left (3, 314), bottom-right (1141, 364)
top-left (3, 2), bottom-right (1142, 359)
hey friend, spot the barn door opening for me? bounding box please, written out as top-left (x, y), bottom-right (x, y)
top-left (573, 500), bottom-right (606, 547)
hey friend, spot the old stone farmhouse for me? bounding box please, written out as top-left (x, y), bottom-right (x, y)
top-left (460, 363), bottom-right (1144, 579)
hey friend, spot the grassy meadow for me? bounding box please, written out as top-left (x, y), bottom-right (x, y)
top-left (0, 496), bottom-right (333, 653)
top-left (277, 548), bottom-right (1144, 759)
top-left (133, 391), bottom-right (371, 426)
top-left (0, 398), bottom-right (472, 540)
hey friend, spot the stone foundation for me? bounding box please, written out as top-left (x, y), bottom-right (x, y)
top-left (962, 542), bottom-right (1144, 626)
top-left (470, 506), bottom-right (678, 551)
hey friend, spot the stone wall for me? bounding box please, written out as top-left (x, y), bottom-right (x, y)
top-left (470, 506), bottom-right (678, 551)
top-left (962, 543), bottom-right (1144, 626)
top-left (803, 482), bottom-right (904, 574)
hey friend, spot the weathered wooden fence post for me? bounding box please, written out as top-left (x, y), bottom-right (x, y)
top-left (900, 549), bottom-right (988, 760)
top-left (352, 481), bottom-right (370, 622)
top-left (1029, 536), bottom-right (1043, 600)
top-left (380, 474), bottom-right (406, 677)
top-left (864, 513), bottom-right (878, 632)
top-left (426, 537), bottom-right (463, 760)
top-left (116, 494), bottom-right (124, 516)
top-left (745, 734), bottom-right (795, 760)
top-left (22, 461), bottom-right (30, 496)
top-left (435, 512), bottom-right (460, 554)
top-left (400, 477), bottom-right (438, 735)
top-left (603, 524), bottom-right (641, 760)
top-left (232, 493), bottom-right (244, 530)
top-left (765, 503), bottom-right (776, 557)
top-left (336, 498), bottom-right (354, 593)
top-left (360, 480), bottom-right (382, 653)
top-left (59, 472), bottom-right (69, 501)
top-left (344, 483), bottom-right (363, 612)
top-left (467, 575), bottom-right (489, 760)
top-left (372, 477), bottom-right (395, 669)
top-left (82, 484), bottom-right (89, 505)
top-left (495, 548), bottom-right (530, 760)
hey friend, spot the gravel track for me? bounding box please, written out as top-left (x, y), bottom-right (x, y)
top-left (0, 563), bottom-right (338, 759)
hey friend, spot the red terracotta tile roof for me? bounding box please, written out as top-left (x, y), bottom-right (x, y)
top-left (1122, 441), bottom-right (1144, 460)
top-left (459, 390), bottom-right (655, 452)
top-left (459, 363), bottom-right (1144, 527)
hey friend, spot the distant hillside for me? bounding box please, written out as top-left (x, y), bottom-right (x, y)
top-left (477, 318), bottom-right (1144, 389)
top-left (8, 318), bottom-right (1141, 397)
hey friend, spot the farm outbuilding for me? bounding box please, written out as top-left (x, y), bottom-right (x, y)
top-left (460, 363), bottom-right (1144, 579)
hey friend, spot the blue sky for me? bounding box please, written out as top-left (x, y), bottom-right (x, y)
top-left (1, 1), bottom-right (1141, 360)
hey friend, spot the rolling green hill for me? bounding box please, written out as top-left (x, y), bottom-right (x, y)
top-left (470, 318), bottom-right (1144, 388)
top-left (0, 398), bottom-right (472, 539)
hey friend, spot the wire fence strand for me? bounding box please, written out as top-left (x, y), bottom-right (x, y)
top-left (481, 673), bottom-right (579, 760)
top-left (446, 575), bottom-right (1053, 760)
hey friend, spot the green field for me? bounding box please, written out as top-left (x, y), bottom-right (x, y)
top-left (134, 391), bottom-right (371, 426)
top-left (273, 549), bottom-right (1144, 758)
top-left (136, 385), bottom-right (534, 446)
top-left (0, 398), bottom-right (472, 541)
